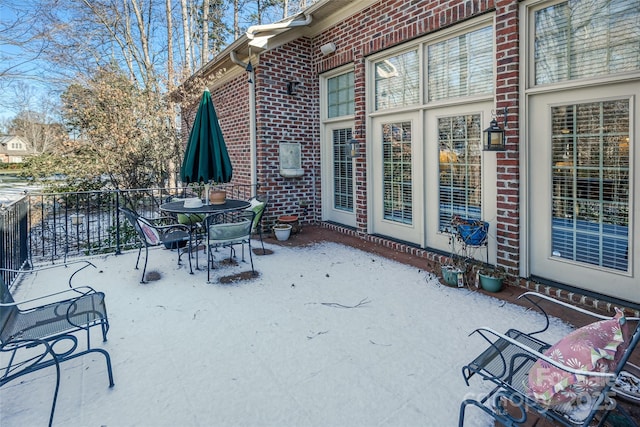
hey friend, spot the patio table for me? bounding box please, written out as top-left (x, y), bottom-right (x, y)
top-left (160, 198), bottom-right (252, 269)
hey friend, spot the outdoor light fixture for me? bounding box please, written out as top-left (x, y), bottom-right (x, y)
top-left (348, 138), bottom-right (361, 158)
top-left (320, 42), bottom-right (336, 56)
top-left (246, 61), bottom-right (254, 83)
top-left (286, 81), bottom-right (300, 96)
top-left (483, 107), bottom-right (507, 151)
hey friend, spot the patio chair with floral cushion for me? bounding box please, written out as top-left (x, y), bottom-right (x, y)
top-left (0, 261), bottom-right (114, 427)
top-left (119, 207), bottom-right (194, 283)
top-left (204, 210), bottom-right (256, 282)
top-left (458, 291), bottom-right (640, 427)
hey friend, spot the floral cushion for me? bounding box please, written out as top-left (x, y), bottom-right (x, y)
top-left (137, 218), bottom-right (160, 245)
top-left (527, 308), bottom-right (628, 410)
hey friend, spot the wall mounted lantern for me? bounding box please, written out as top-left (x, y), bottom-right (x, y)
top-left (320, 42), bottom-right (336, 56)
top-left (348, 138), bottom-right (361, 159)
top-left (483, 107), bottom-right (507, 151)
top-left (245, 61), bottom-right (254, 83)
top-left (286, 81), bottom-right (300, 96)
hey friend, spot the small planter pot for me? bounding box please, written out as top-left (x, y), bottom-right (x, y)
top-left (209, 189), bottom-right (226, 205)
top-left (273, 224), bottom-right (292, 241)
top-left (479, 273), bottom-right (503, 293)
top-left (441, 266), bottom-right (464, 288)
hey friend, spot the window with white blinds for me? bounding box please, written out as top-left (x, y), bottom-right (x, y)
top-left (327, 72), bottom-right (354, 118)
top-left (551, 99), bottom-right (630, 271)
top-left (374, 51), bottom-right (419, 110)
top-left (428, 26), bottom-right (493, 101)
top-left (333, 128), bottom-right (353, 212)
top-left (534, 0), bottom-right (640, 85)
top-left (382, 121), bottom-right (412, 224)
top-left (437, 114), bottom-right (483, 231)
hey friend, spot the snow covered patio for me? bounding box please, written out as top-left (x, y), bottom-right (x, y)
top-left (2, 238), bottom-right (575, 427)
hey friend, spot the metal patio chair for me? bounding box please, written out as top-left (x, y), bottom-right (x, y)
top-left (205, 210), bottom-right (255, 282)
top-left (246, 194), bottom-right (269, 254)
top-left (0, 261), bottom-right (114, 427)
top-left (459, 291), bottom-right (640, 427)
top-left (119, 206), bottom-right (194, 283)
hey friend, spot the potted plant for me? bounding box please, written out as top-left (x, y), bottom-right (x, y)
top-left (477, 266), bottom-right (506, 293)
top-left (451, 215), bottom-right (489, 246)
top-left (273, 223), bottom-right (292, 241)
top-left (441, 264), bottom-right (464, 288)
top-left (208, 187), bottom-right (227, 205)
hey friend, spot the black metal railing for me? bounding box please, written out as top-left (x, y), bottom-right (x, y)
top-left (0, 184), bottom-right (261, 267)
top-left (0, 197), bottom-right (30, 286)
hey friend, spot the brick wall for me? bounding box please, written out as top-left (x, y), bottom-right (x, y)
top-left (196, 0), bottom-right (521, 267)
top-left (253, 37), bottom-right (320, 228)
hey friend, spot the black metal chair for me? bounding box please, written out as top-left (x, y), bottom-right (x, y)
top-left (459, 291), bottom-right (640, 427)
top-left (205, 210), bottom-right (255, 283)
top-left (246, 194), bottom-right (269, 254)
top-left (0, 262), bottom-right (114, 427)
top-left (119, 206), bottom-right (194, 283)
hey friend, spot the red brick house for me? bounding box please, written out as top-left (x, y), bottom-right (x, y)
top-left (183, 0), bottom-right (639, 305)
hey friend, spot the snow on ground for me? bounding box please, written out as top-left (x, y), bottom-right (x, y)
top-left (1, 241), bottom-right (572, 427)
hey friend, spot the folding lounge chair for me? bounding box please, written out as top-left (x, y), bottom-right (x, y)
top-left (459, 291), bottom-right (640, 427)
top-left (0, 261), bottom-right (114, 427)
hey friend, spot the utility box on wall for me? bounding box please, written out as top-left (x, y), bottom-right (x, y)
top-left (279, 142), bottom-right (304, 177)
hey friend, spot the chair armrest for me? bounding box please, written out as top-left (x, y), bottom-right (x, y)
top-left (517, 292), bottom-right (640, 338)
top-left (471, 326), bottom-right (616, 379)
top-left (0, 260), bottom-right (96, 290)
top-left (0, 286), bottom-right (99, 307)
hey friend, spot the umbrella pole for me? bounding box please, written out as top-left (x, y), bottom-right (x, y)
top-left (204, 183), bottom-right (210, 205)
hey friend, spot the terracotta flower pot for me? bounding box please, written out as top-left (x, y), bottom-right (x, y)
top-left (209, 190), bottom-right (226, 205)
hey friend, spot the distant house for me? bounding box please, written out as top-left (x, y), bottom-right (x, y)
top-left (0, 135), bottom-right (31, 163)
top-left (183, 0), bottom-right (639, 305)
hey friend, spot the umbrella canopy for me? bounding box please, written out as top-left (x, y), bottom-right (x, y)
top-left (180, 89), bottom-right (233, 184)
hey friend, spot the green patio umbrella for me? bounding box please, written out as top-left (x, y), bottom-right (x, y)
top-left (180, 89), bottom-right (233, 184)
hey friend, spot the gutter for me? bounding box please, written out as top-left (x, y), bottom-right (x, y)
top-left (246, 14), bottom-right (312, 40)
top-left (230, 51), bottom-right (257, 195)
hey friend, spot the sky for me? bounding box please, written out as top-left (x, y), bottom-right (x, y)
top-left (0, 240), bottom-right (575, 427)
top-left (0, 0), bottom-right (313, 125)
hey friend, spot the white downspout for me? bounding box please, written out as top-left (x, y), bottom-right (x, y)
top-left (246, 14), bottom-right (312, 39)
top-left (230, 51), bottom-right (257, 195)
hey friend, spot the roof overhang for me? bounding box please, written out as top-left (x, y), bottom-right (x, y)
top-left (179, 0), bottom-right (376, 97)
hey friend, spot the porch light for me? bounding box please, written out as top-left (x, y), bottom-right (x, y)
top-left (348, 138), bottom-right (361, 158)
top-left (483, 107), bottom-right (507, 151)
top-left (246, 61), bottom-right (253, 83)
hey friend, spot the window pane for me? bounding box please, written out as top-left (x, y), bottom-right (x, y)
top-left (551, 100), bottom-right (630, 271)
top-left (382, 122), bottom-right (412, 224)
top-left (535, 0), bottom-right (640, 85)
top-left (375, 51), bottom-right (419, 110)
top-left (438, 114), bottom-right (483, 231)
top-left (428, 26), bottom-right (493, 101)
top-left (333, 128), bottom-right (353, 212)
top-left (327, 72), bottom-right (354, 118)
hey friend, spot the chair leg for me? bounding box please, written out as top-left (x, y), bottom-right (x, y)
top-left (140, 246), bottom-right (149, 283)
top-left (186, 235), bottom-right (193, 274)
top-left (207, 243), bottom-right (212, 283)
top-left (135, 245), bottom-right (142, 269)
top-left (247, 240), bottom-right (254, 273)
top-left (258, 228), bottom-right (265, 254)
top-left (47, 358), bottom-right (61, 427)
